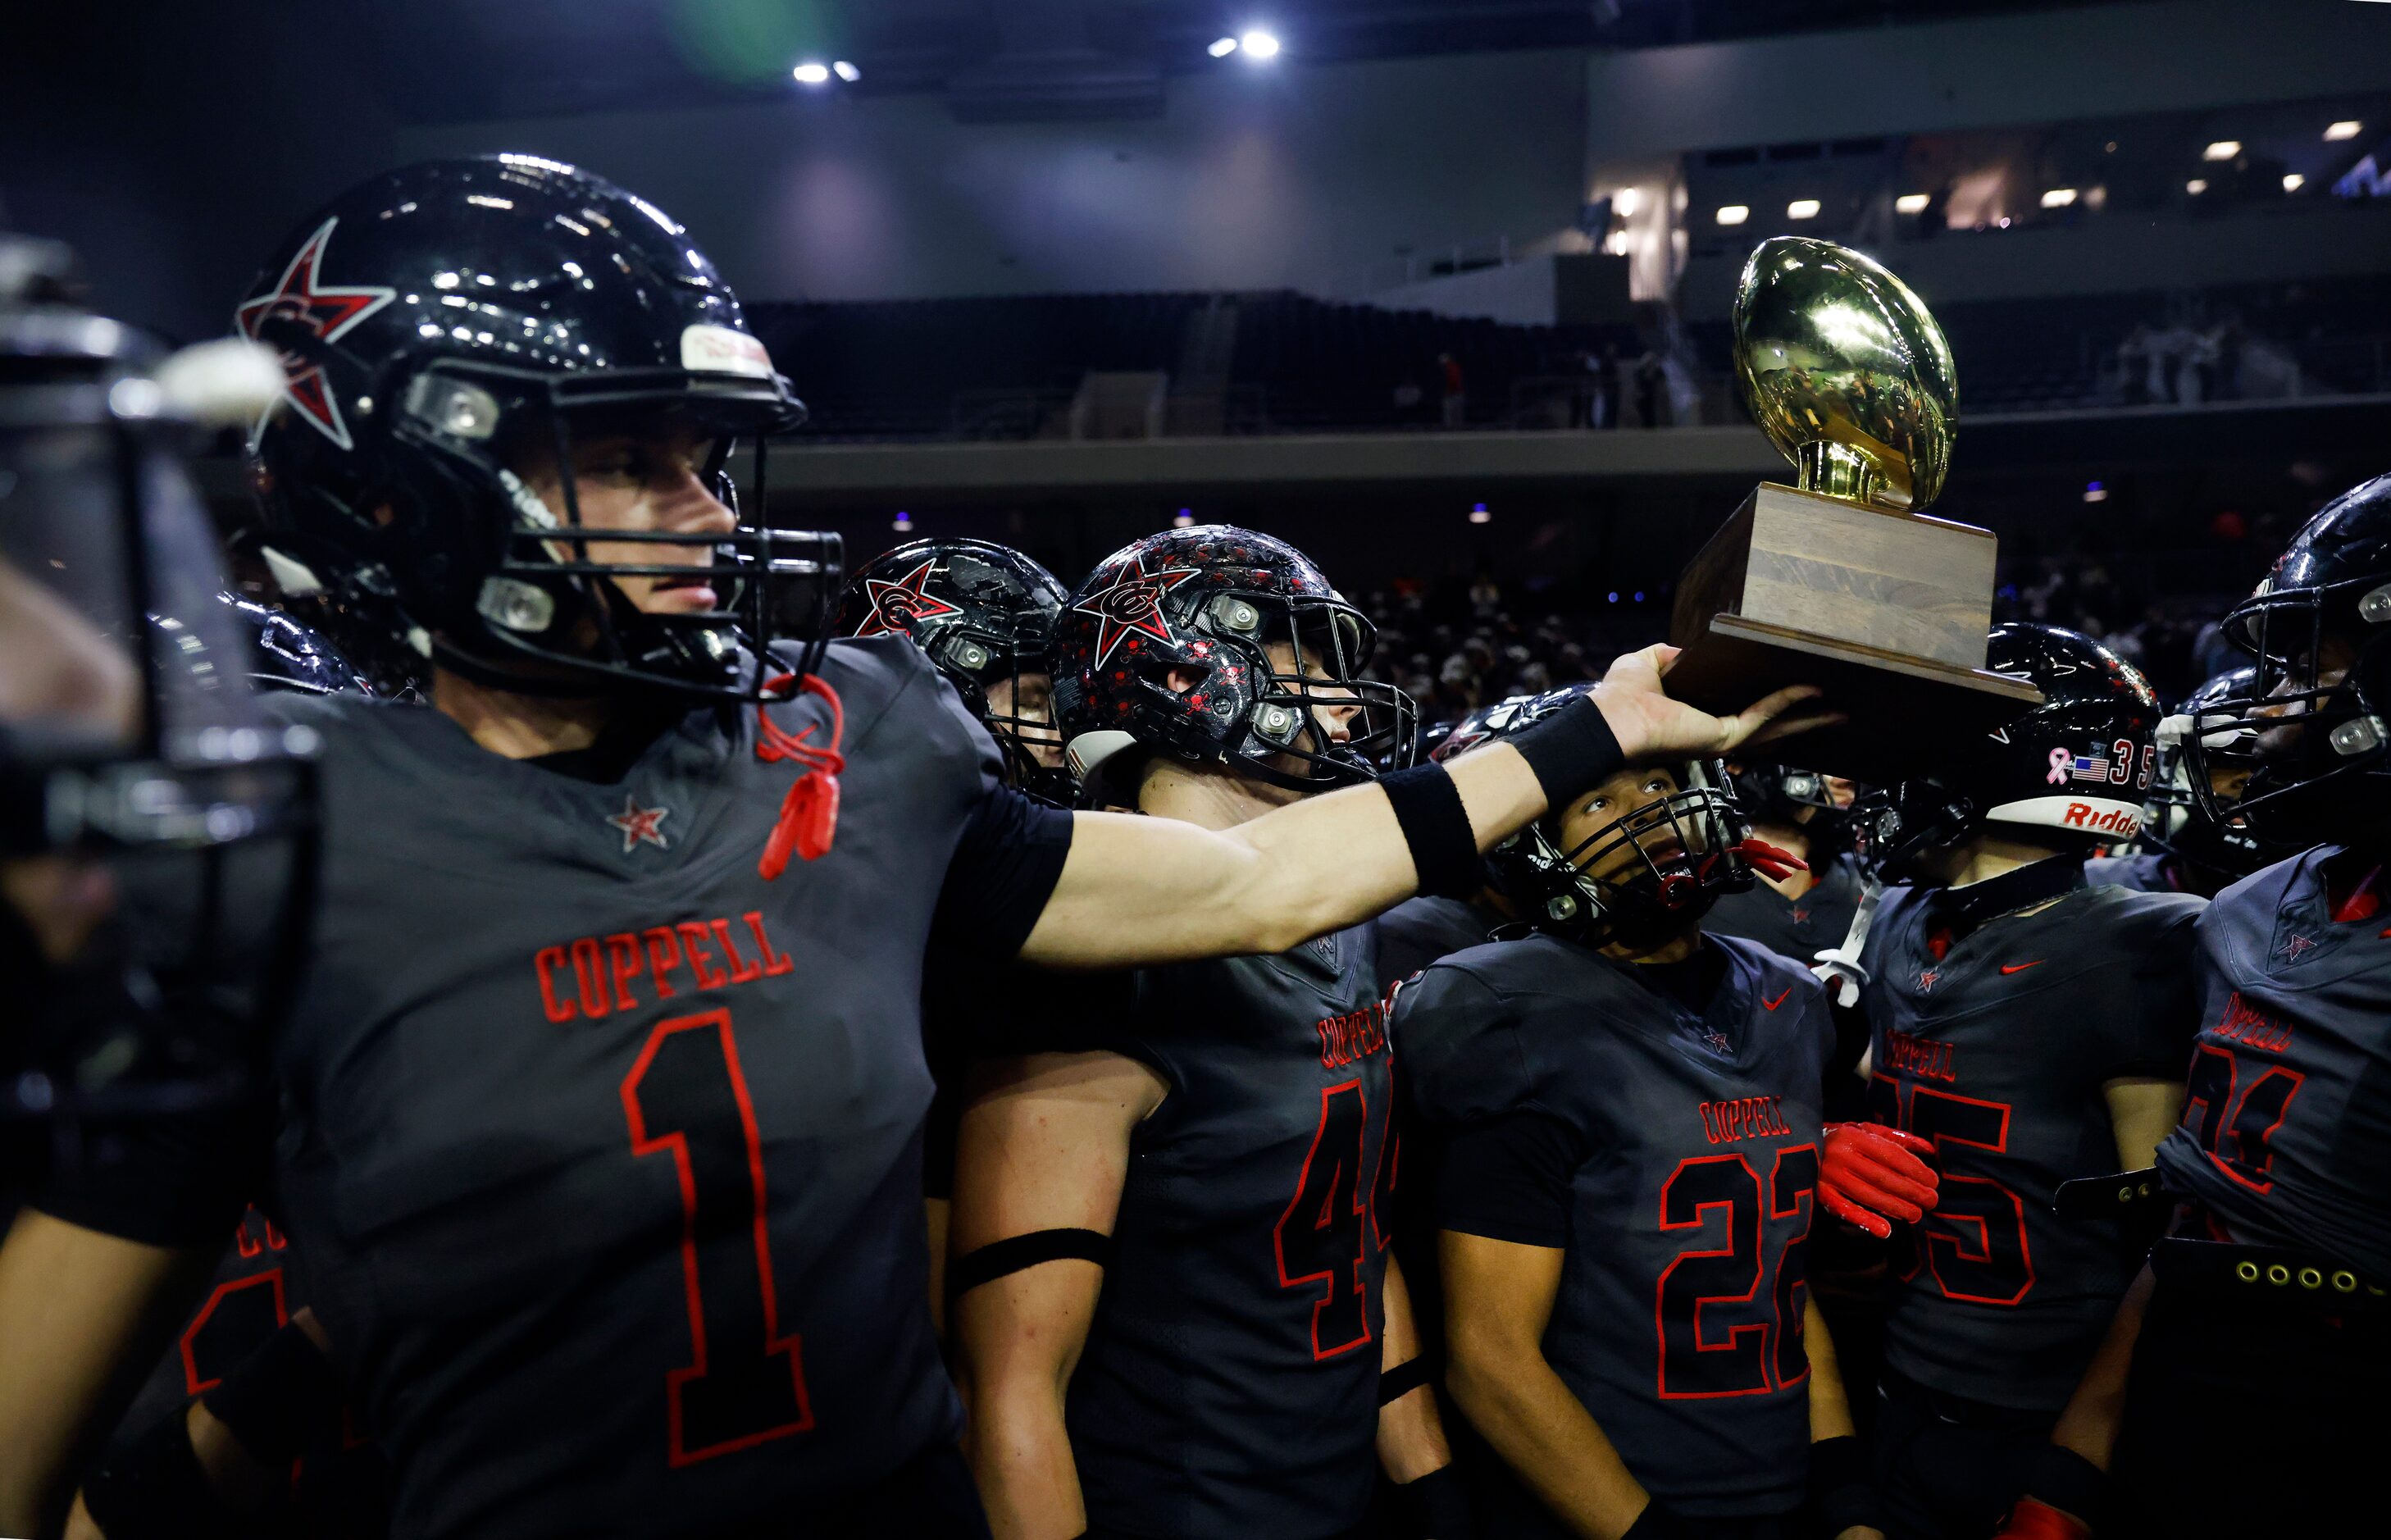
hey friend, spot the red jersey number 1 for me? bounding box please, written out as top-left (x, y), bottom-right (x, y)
top-left (623, 1008), bottom-right (813, 1465)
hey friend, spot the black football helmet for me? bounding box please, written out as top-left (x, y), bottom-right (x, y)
top-left (1052, 524), bottom-right (1415, 793)
top-left (1, 236), bottom-right (317, 1139)
top-left (238, 156), bottom-right (832, 704)
top-left (1861, 622), bottom-right (2163, 880)
top-left (1466, 686), bottom-right (1768, 951)
top-left (1726, 761), bottom-right (1863, 851)
top-left (2141, 667), bottom-right (2298, 881)
top-left (831, 538), bottom-right (1073, 804)
top-left (2179, 472), bottom-right (2391, 848)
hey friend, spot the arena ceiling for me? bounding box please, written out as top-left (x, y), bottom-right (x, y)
top-left (219, 0), bottom-right (2121, 124)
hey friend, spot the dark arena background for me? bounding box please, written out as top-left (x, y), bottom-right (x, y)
top-left (11, 0), bottom-right (2391, 713)
top-left (7, 5), bottom-right (2391, 1540)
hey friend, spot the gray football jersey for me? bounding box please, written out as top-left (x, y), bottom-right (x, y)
top-left (1705, 851), bottom-right (1865, 968)
top-left (257, 639), bottom-right (1029, 1538)
top-left (1860, 869), bottom-right (2202, 1413)
top-left (1399, 934), bottom-right (1833, 1524)
top-left (2156, 847), bottom-right (2391, 1279)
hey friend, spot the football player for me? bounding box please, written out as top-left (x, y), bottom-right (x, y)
top-left (2081, 667), bottom-right (2293, 900)
top-left (1396, 690), bottom-right (1880, 1540)
top-left (829, 536), bottom-right (1075, 1330)
top-left (1843, 624), bottom-right (2202, 1540)
top-left (0, 161), bottom-right (1819, 1538)
top-left (948, 525), bottom-right (1469, 1540)
top-left (1996, 474), bottom-right (2391, 1540)
top-left (0, 240), bottom-right (318, 1533)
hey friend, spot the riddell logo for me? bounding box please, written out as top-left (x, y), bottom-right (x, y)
top-left (2061, 802), bottom-right (2141, 837)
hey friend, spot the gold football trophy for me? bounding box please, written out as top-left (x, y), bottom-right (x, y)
top-left (1663, 236), bottom-right (2041, 781)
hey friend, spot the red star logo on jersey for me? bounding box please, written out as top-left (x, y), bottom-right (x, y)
top-left (1073, 556), bottom-right (1200, 670)
top-left (2277, 932), bottom-right (2319, 963)
top-left (234, 217), bottom-right (397, 451)
top-left (1788, 905), bottom-right (1810, 923)
top-left (851, 559), bottom-right (963, 638)
top-left (1919, 968), bottom-right (1940, 993)
top-left (606, 795), bottom-right (672, 854)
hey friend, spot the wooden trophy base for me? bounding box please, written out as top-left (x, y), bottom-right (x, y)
top-left (1666, 481), bottom-right (2043, 783)
top-left (1664, 614), bottom-right (2044, 784)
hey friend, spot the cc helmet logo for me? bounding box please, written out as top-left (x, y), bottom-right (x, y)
top-left (1074, 559), bottom-right (1199, 669)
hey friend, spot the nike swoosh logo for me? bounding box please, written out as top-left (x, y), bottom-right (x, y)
top-left (2001, 961), bottom-right (2046, 974)
top-left (1762, 987), bottom-right (1793, 1009)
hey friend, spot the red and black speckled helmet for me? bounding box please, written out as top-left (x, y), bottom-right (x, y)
top-left (1052, 524), bottom-right (1415, 794)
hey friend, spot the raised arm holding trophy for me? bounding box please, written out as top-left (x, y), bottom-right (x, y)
top-left (1664, 235), bottom-right (2043, 783)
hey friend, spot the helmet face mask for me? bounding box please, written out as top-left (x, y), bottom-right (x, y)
top-left (241, 157), bottom-right (836, 705)
top-left (2183, 579), bottom-right (2391, 847)
top-left (2141, 667), bottom-right (2295, 879)
top-left (2, 246), bottom-right (317, 1140)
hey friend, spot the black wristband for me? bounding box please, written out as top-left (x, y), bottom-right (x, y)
top-left (1506, 694), bottom-right (1626, 809)
top-left (1809, 1433), bottom-right (1879, 1537)
top-left (1395, 1464), bottom-right (1473, 1539)
top-left (1381, 764), bottom-right (1483, 899)
top-left (81, 1404), bottom-right (245, 1540)
top-left (1620, 1499), bottom-right (1695, 1540)
top-left (2021, 1443), bottom-right (2107, 1521)
top-left (201, 1320), bottom-right (344, 1466)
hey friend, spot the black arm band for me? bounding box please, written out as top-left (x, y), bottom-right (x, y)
top-left (201, 1320), bottom-right (344, 1466)
top-left (950, 1227), bottom-right (1112, 1297)
top-left (1379, 1354), bottom-right (1436, 1405)
top-left (1381, 765), bottom-right (1483, 899)
top-left (80, 1404), bottom-right (245, 1540)
top-left (1809, 1433), bottom-right (1880, 1536)
top-left (1506, 694), bottom-right (1626, 809)
top-left (1394, 1464), bottom-right (1473, 1539)
top-left (2021, 1443), bottom-right (2107, 1520)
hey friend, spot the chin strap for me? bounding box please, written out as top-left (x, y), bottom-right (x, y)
top-left (755, 672), bottom-right (845, 878)
top-left (1811, 873), bottom-right (1883, 1009)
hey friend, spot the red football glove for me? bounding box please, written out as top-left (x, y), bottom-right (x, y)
top-left (1727, 838), bottom-right (1809, 883)
top-left (1819, 1123), bottom-right (1940, 1239)
top-left (1992, 1497), bottom-right (2093, 1540)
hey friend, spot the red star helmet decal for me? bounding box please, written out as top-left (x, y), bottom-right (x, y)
top-left (1073, 556), bottom-right (1200, 670)
top-left (605, 794), bottom-right (672, 854)
top-left (235, 217), bottom-right (397, 452)
top-left (851, 559), bottom-right (963, 638)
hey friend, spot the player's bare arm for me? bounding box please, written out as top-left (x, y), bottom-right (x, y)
top-left (949, 1050), bottom-right (1166, 1540)
top-left (1440, 1229), bottom-right (1653, 1540)
top-left (1022, 649), bottom-right (1829, 968)
top-left (1800, 1298), bottom-right (1885, 1540)
top-left (1374, 1255), bottom-right (1453, 1484)
top-left (2102, 1077), bottom-right (2187, 1170)
top-left (0, 1213), bottom-right (216, 1537)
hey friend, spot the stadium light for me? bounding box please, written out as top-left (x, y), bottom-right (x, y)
top-left (1468, 503), bottom-right (1492, 525)
top-left (793, 62), bottom-right (831, 85)
top-left (2202, 140), bottom-right (2240, 161)
top-left (2327, 120), bottom-right (2363, 141)
top-left (2284, 172), bottom-right (2307, 192)
top-left (2186, 178), bottom-right (2208, 194)
top-left (1208, 36), bottom-right (1240, 57)
top-left (1896, 193), bottom-right (1931, 214)
top-left (1173, 507), bottom-right (1196, 527)
top-left (1715, 204), bottom-right (1750, 226)
top-left (833, 61), bottom-right (861, 82)
top-left (1613, 187), bottom-right (1642, 217)
top-left (1786, 198), bottom-right (1820, 220)
top-left (2084, 481), bottom-right (2108, 504)
top-left (1240, 30), bottom-right (1282, 59)
top-left (2041, 187), bottom-right (2078, 207)
top-left (893, 511), bottom-right (913, 531)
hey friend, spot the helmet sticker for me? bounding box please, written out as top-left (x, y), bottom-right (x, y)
top-left (681, 323), bottom-right (774, 378)
top-left (1072, 557), bottom-right (1198, 670)
top-left (854, 558), bottom-right (963, 638)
